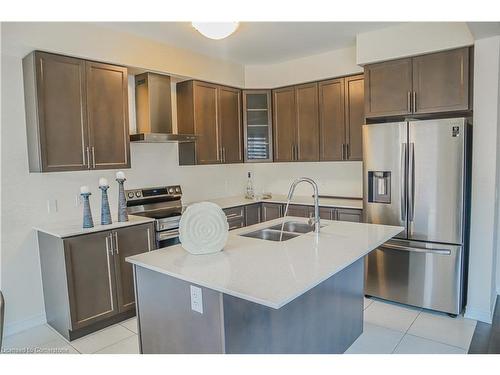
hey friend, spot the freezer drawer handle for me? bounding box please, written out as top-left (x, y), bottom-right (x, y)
top-left (381, 242), bottom-right (451, 255)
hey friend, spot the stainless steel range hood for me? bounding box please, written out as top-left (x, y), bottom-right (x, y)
top-left (130, 72), bottom-right (197, 143)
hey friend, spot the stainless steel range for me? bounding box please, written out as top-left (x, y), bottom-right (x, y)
top-left (125, 185), bottom-right (183, 248)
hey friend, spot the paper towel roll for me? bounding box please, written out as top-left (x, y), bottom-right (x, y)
top-left (179, 202), bottom-right (229, 255)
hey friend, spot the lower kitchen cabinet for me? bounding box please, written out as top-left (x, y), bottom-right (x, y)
top-left (245, 204), bottom-right (262, 226)
top-left (336, 208), bottom-right (363, 222)
top-left (261, 203), bottom-right (283, 222)
top-left (38, 222), bottom-right (155, 341)
top-left (223, 206), bottom-right (246, 230)
top-left (286, 204), bottom-right (313, 218)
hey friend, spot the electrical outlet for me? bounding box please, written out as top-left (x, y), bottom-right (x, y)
top-left (190, 285), bottom-right (203, 314)
top-left (47, 199), bottom-right (58, 213)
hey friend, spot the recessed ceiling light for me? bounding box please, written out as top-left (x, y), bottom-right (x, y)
top-left (191, 22), bottom-right (239, 40)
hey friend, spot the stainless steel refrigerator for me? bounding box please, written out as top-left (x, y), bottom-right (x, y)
top-left (363, 118), bottom-right (471, 315)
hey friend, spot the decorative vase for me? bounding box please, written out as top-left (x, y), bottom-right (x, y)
top-left (99, 185), bottom-right (112, 225)
top-left (116, 177), bottom-right (128, 222)
top-left (81, 192), bottom-right (94, 228)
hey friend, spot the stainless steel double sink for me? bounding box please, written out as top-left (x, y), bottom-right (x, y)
top-left (240, 221), bottom-right (321, 242)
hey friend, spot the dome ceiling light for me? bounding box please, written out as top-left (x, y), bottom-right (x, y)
top-left (191, 22), bottom-right (239, 40)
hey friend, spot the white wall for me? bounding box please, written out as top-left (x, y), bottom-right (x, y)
top-left (245, 46), bottom-right (362, 88)
top-left (465, 36), bottom-right (500, 323)
top-left (356, 22), bottom-right (474, 65)
top-left (0, 23), bottom-right (363, 334)
top-left (1, 22), bottom-right (245, 87)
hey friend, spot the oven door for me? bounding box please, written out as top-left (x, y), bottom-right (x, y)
top-left (157, 228), bottom-right (180, 248)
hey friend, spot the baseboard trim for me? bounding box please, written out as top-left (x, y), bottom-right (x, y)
top-left (465, 306), bottom-right (493, 323)
top-left (4, 313), bottom-right (47, 337)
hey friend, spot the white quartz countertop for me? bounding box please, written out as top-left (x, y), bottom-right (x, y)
top-left (185, 194), bottom-right (363, 210)
top-left (34, 215), bottom-right (155, 238)
top-left (127, 217), bottom-right (402, 309)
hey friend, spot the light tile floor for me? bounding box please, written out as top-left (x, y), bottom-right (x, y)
top-left (345, 298), bottom-right (477, 354)
top-left (1, 299), bottom-right (476, 354)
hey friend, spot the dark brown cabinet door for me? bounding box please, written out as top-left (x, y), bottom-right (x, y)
top-left (113, 224), bottom-right (154, 313)
top-left (245, 204), bottom-right (261, 226)
top-left (345, 75), bottom-right (364, 161)
top-left (86, 61), bottom-right (130, 169)
top-left (218, 87), bottom-right (243, 163)
top-left (336, 208), bottom-right (362, 222)
top-left (287, 204), bottom-right (313, 218)
top-left (64, 231), bottom-right (118, 330)
top-left (364, 58), bottom-right (412, 118)
top-left (193, 82), bottom-right (220, 164)
top-left (261, 203), bottom-right (283, 222)
top-left (296, 83), bottom-right (320, 161)
top-left (319, 78), bottom-right (345, 161)
top-left (273, 87), bottom-right (296, 162)
top-left (319, 207), bottom-right (334, 220)
top-left (412, 48), bottom-right (470, 114)
top-left (29, 52), bottom-right (89, 172)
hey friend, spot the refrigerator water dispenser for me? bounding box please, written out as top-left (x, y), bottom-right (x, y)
top-left (368, 171), bottom-right (391, 203)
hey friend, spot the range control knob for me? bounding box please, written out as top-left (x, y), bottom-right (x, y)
top-left (127, 192), bottom-right (134, 199)
top-left (169, 187), bottom-right (174, 194)
top-left (175, 187), bottom-right (181, 193)
top-left (135, 191), bottom-right (142, 198)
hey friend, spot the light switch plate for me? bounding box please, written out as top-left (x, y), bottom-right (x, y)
top-left (190, 285), bottom-right (203, 314)
top-left (47, 199), bottom-right (58, 213)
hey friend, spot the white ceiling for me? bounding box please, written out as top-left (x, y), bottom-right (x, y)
top-left (99, 22), bottom-right (399, 65)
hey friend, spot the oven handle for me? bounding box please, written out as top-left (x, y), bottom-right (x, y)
top-left (157, 229), bottom-right (180, 241)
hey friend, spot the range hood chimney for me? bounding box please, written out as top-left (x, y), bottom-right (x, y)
top-left (130, 72), bottom-right (197, 143)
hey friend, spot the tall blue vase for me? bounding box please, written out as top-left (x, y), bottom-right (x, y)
top-left (99, 185), bottom-right (112, 225)
top-left (81, 192), bottom-right (94, 228)
top-left (116, 178), bottom-right (128, 222)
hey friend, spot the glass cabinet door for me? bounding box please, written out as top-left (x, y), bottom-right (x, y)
top-left (243, 90), bottom-right (273, 162)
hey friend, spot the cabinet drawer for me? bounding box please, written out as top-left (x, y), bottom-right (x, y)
top-left (224, 206), bottom-right (245, 220)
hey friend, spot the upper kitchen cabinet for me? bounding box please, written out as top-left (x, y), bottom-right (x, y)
top-left (243, 90), bottom-right (273, 162)
top-left (23, 51), bottom-right (130, 172)
top-left (177, 80), bottom-right (243, 165)
top-left (86, 62), bottom-right (130, 169)
top-left (272, 83), bottom-right (320, 162)
top-left (364, 58), bottom-right (413, 118)
top-left (344, 75), bottom-right (364, 161)
top-left (319, 78), bottom-right (345, 161)
top-left (272, 86), bottom-right (296, 162)
top-left (218, 86), bottom-right (243, 163)
top-left (295, 82), bottom-right (320, 161)
top-left (412, 47), bottom-right (470, 114)
top-left (319, 74), bottom-right (364, 161)
top-left (364, 47), bottom-right (472, 119)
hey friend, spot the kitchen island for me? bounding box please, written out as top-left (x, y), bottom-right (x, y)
top-left (127, 217), bottom-right (402, 354)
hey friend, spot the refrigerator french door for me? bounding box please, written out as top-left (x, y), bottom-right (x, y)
top-left (363, 118), bottom-right (469, 315)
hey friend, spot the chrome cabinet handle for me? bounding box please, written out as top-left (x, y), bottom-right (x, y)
top-left (86, 146), bottom-right (91, 169)
top-left (346, 144), bottom-right (349, 160)
top-left (407, 91), bottom-right (411, 113)
top-left (413, 92), bottom-right (417, 113)
top-left (291, 144), bottom-right (295, 160)
top-left (226, 213), bottom-right (243, 219)
top-left (105, 234), bottom-right (113, 255)
top-left (401, 143), bottom-right (407, 221)
top-left (113, 232), bottom-right (119, 255)
top-left (382, 242), bottom-right (451, 256)
top-left (91, 146), bottom-right (96, 169)
top-left (295, 144), bottom-right (299, 161)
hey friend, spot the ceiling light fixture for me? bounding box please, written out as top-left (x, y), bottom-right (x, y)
top-left (191, 22), bottom-right (239, 40)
